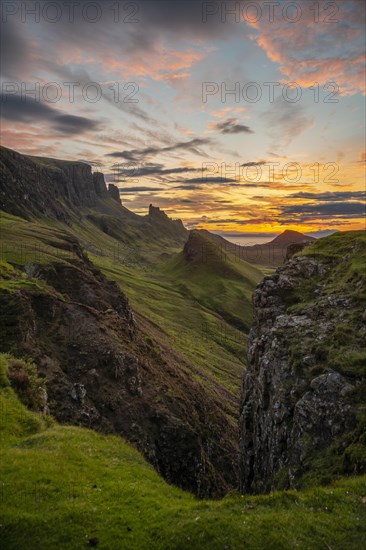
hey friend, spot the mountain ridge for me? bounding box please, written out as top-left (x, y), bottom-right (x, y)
top-left (0, 145), bottom-right (189, 248)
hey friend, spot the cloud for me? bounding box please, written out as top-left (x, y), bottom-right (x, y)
top-left (38, 61), bottom-right (161, 126)
top-left (0, 20), bottom-right (29, 79)
top-left (52, 114), bottom-right (98, 134)
top-left (289, 191), bottom-right (366, 201)
top-left (211, 107), bottom-right (248, 118)
top-left (0, 123), bottom-right (59, 156)
top-left (126, 164), bottom-right (202, 178)
top-left (0, 94), bottom-right (100, 136)
top-left (174, 185), bottom-right (200, 191)
top-left (190, 218), bottom-right (271, 227)
top-left (279, 201), bottom-right (365, 222)
top-left (106, 138), bottom-right (213, 162)
top-left (2, 1), bottom-right (236, 83)
top-left (247, 0), bottom-right (366, 96)
top-left (118, 186), bottom-right (164, 193)
top-left (177, 177), bottom-right (238, 185)
top-left (241, 161), bottom-right (266, 167)
top-left (106, 163), bottom-right (204, 182)
top-left (210, 118), bottom-right (254, 134)
top-left (279, 190), bottom-right (366, 223)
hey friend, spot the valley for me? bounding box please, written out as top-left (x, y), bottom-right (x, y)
top-left (0, 146), bottom-right (365, 548)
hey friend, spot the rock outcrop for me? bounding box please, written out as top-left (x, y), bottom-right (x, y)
top-left (108, 183), bottom-right (121, 204)
top-left (239, 233), bottom-right (366, 493)
top-left (147, 204), bottom-right (187, 240)
top-left (285, 241), bottom-right (311, 260)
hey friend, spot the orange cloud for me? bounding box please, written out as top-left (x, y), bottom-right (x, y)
top-left (248, 2), bottom-right (365, 96)
top-left (1, 124), bottom-right (59, 156)
top-left (211, 107), bottom-right (248, 118)
top-left (85, 48), bottom-right (204, 82)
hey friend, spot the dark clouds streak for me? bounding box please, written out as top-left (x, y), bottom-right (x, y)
top-left (0, 94), bottom-right (100, 135)
top-left (106, 138), bottom-right (213, 162)
top-left (213, 118), bottom-right (253, 135)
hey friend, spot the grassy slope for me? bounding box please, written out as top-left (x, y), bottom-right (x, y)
top-left (0, 209), bottom-right (264, 404)
top-left (1, 355), bottom-right (366, 550)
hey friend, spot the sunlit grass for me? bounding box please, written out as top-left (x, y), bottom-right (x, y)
top-left (1, 356), bottom-right (365, 550)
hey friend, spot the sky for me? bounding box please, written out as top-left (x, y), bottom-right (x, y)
top-left (1, 0), bottom-right (365, 237)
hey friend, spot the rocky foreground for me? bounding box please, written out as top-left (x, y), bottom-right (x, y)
top-left (239, 231), bottom-right (366, 492)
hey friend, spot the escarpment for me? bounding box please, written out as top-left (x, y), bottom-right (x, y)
top-left (0, 146), bottom-right (119, 220)
top-left (239, 232), bottom-right (366, 493)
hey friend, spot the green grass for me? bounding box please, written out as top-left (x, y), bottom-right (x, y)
top-left (300, 230), bottom-right (366, 292)
top-left (1, 356), bottom-right (366, 550)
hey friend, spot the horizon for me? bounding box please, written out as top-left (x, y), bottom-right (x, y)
top-left (218, 228), bottom-right (338, 245)
top-left (1, 0), bottom-right (365, 234)
top-left (0, 143), bottom-right (359, 242)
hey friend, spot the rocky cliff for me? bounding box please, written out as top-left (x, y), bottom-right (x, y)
top-left (0, 146), bottom-right (119, 220)
top-left (239, 231), bottom-right (366, 492)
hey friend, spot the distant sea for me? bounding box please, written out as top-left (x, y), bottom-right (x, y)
top-left (222, 235), bottom-right (275, 246)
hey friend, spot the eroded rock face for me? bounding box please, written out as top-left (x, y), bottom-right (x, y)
top-left (239, 253), bottom-right (364, 493)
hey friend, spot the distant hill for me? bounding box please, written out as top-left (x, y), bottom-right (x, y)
top-left (305, 229), bottom-right (338, 239)
top-left (269, 229), bottom-right (315, 246)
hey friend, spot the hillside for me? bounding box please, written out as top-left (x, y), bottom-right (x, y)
top-left (160, 230), bottom-right (263, 332)
top-left (0, 147), bottom-right (263, 400)
top-left (1, 356), bottom-right (366, 550)
top-left (240, 230), bottom-right (366, 492)
top-left (0, 146), bottom-right (187, 247)
top-left (0, 217), bottom-right (241, 497)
